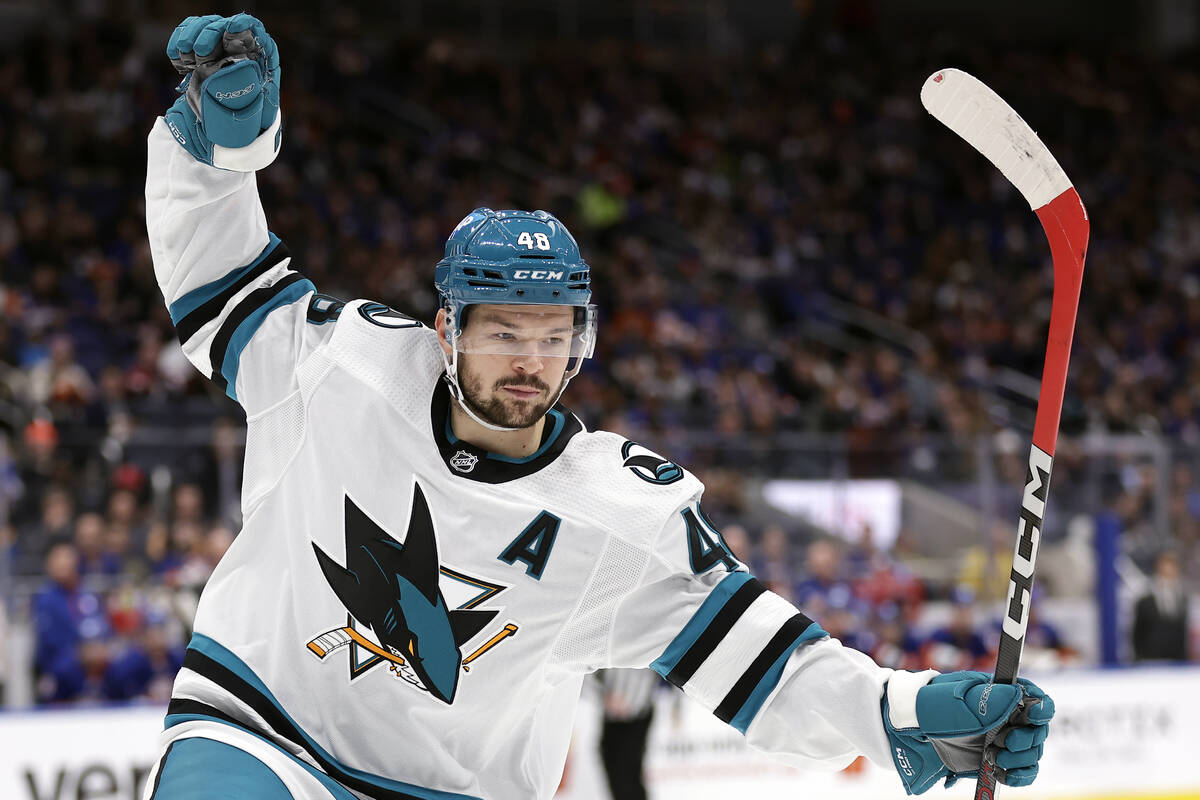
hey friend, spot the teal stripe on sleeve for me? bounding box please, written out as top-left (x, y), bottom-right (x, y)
top-left (728, 621), bottom-right (827, 734)
top-left (168, 233), bottom-right (282, 324)
top-left (650, 571), bottom-right (754, 679)
top-left (219, 279), bottom-right (315, 401)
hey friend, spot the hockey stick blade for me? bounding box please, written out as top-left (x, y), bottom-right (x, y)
top-left (921, 68), bottom-right (1089, 800)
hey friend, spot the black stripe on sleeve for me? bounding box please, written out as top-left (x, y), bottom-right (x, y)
top-left (713, 612), bottom-right (815, 724)
top-left (175, 242), bottom-right (291, 344)
top-left (665, 578), bottom-right (765, 688)
top-left (181, 648), bottom-right (429, 800)
top-left (207, 271), bottom-right (307, 389)
top-left (148, 741), bottom-right (176, 800)
top-left (167, 697), bottom-right (248, 728)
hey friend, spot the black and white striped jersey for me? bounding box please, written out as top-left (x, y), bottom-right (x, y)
top-left (595, 668), bottom-right (660, 721)
top-left (145, 117), bottom-right (899, 800)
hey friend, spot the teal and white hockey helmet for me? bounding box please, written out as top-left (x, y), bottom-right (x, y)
top-left (434, 208), bottom-right (598, 430)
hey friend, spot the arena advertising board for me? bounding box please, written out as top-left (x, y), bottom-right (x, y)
top-left (0, 705), bottom-right (162, 800)
top-left (761, 479), bottom-right (902, 549)
top-left (2, 667), bottom-right (1199, 799)
top-left (630, 666), bottom-right (1200, 800)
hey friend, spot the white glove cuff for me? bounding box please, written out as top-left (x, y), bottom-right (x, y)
top-left (213, 113), bottom-right (282, 172)
top-left (886, 669), bottom-right (939, 730)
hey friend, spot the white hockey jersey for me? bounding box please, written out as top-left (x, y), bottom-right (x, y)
top-left (145, 118), bottom-right (899, 799)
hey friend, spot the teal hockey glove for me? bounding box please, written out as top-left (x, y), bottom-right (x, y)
top-left (883, 670), bottom-right (1054, 795)
top-left (163, 13), bottom-right (281, 171)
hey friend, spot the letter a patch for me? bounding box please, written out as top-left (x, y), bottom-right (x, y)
top-left (499, 511), bottom-right (561, 580)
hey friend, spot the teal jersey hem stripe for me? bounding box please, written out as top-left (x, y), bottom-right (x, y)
top-left (729, 621), bottom-right (828, 734)
top-left (219, 279), bottom-right (316, 401)
top-left (162, 714), bottom-right (359, 800)
top-left (165, 713), bottom-right (223, 728)
top-left (153, 736), bottom-right (294, 800)
top-left (187, 634), bottom-right (483, 800)
top-left (169, 233), bottom-right (282, 324)
top-left (650, 571), bottom-right (753, 678)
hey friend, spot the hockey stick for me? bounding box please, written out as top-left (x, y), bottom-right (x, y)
top-left (920, 68), bottom-right (1088, 799)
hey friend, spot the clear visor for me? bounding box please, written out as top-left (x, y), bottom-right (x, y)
top-left (451, 305), bottom-right (597, 360)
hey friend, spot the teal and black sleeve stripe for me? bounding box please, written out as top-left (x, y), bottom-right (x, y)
top-left (170, 234), bottom-right (289, 344)
top-left (655, 574), bottom-right (765, 687)
top-left (208, 272), bottom-right (315, 400)
top-left (714, 612), bottom-right (822, 733)
top-left (651, 571), bottom-right (827, 735)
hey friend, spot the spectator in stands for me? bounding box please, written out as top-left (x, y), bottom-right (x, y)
top-left (144, 520), bottom-right (178, 577)
top-left (1019, 602), bottom-right (1074, 669)
top-left (13, 484), bottom-right (73, 575)
top-left (106, 487), bottom-right (142, 530)
top-left (31, 542), bottom-right (108, 703)
top-left (844, 522), bottom-right (881, 580)
top-left (14, 421), bottom-right (65, 536)
top-left (0, 434), bottom-right (21, 524)
top-left (207, 417), bottom-right (244, 528)
top-left (922, 587), bottom-right (990, 672)
top-left (103, 616), bottom-right (183, 702)
top-left (169, 520), bottom-right (206, 576)
top-left (171, 483), bottom-right (206, 526)
top-left (0, 593), bottom-right (8, 704)
top-left (170, 522), bottom-right (234, 639)
top-left (957, 521), bottom-right (1015, 604)
top-left (69, 628), bottom-right (114, 704)
top-left (1132, 551), bottom-right (1191, 661)
top-left (868, 603), bottom-right (922, 671)
top-left (752, 523), bottom-right (796, 599)
top-left (794, 538), bottom-right (853, 615)
top-left (820, 587), bottom-right (870, 653)
top-left (719, 523), bottom-right (753, 567)
top-left (849, 524), bottom-right (924, 612)
top-left (73, 511), bottom-right (120, 577)
top-left (105, 485), bottom-right (148, 564)
top-left (26, 334), bottom-right (95, 409)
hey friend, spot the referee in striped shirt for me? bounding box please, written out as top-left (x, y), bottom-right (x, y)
top-left (596, 668), bottom-right (660, 799)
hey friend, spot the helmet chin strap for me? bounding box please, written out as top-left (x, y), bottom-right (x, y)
top-left (439, 342), bottom-right (579, 435)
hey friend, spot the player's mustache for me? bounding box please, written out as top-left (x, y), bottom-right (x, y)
top-left (495, 376), bottom-right (549, 393)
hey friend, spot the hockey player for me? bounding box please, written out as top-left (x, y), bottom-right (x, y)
top-left (143, 13), bottom-right (1054, 799)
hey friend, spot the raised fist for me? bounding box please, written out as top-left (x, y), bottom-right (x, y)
top-left (163, 13), bottom-right (281, 171)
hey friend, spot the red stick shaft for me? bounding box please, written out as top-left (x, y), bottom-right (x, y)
top-left (1030, 187), bottom-right (1089, 456)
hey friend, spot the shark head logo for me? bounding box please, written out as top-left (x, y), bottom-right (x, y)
top-left (311, 485), bottom-right (498, 703)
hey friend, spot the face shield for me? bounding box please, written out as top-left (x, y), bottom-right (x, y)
top-left (450, 305), bottom-right (597, 362)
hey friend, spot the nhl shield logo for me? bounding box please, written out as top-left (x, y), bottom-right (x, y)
top-left (450, 450), bottom-right (479, 473)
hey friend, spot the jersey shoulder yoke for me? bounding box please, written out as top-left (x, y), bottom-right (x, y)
top-left (554, 429), bottom-right (702, 546)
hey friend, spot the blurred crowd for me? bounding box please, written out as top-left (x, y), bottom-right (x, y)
top-left (5, 477), bottom-right (233, 703)
top-left (1, 6), bottom-right (1199, 704)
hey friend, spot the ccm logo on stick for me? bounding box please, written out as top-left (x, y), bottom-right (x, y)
top-left (1002, 445), bottom-right (1052, 640)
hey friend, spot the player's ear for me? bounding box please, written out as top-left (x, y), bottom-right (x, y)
top-left (434, 308), bottom-right (452, 355)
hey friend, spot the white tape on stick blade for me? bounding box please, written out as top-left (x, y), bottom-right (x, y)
top-left (920, 68), bottom-right (1072, 210)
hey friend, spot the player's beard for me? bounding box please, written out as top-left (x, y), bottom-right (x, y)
top-left (457, 355), bottom-right (563, 429)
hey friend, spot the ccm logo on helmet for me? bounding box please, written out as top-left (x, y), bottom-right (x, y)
top-left (512, 270), bottom-right (564, 280)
